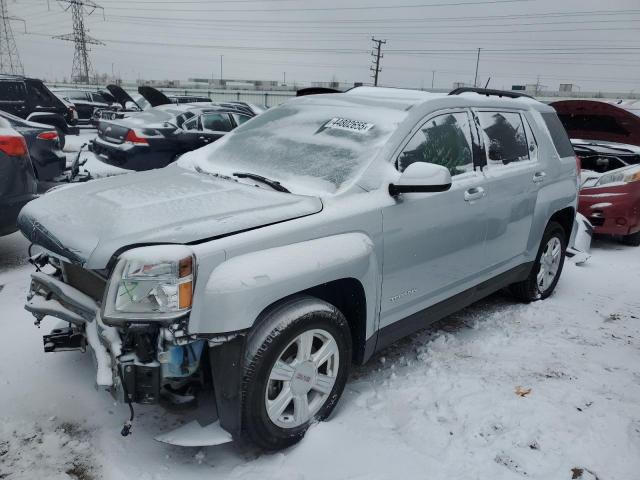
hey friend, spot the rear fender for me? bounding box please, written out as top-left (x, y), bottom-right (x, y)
top-left (189, 233), bottom-right (379, 337)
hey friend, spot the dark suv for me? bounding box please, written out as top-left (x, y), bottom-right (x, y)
top-left (53, 89), bottom-right (116, 124)
top-left (0, 75), bottom-right (79, 138)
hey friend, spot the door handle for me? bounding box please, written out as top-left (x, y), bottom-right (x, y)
top-left (533, 171), bottom-right (546, 183)
top-left (464, 186), bottom-right (486, 202)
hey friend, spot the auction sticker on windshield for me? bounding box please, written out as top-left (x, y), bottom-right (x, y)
top-left (323, 117), bottom-right (374, 133)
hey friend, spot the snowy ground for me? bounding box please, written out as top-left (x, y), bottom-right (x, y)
top-left (64, 129), bottom-right (130, 179)
top-left (0, 229), bottom-right (639, 479)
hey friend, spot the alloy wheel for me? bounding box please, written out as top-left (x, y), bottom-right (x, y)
top-left (537, 236), bottom-right (562, 293)
top-left (265, 329), bottom-right (339, 428)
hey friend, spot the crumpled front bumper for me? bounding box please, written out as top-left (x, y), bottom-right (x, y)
top-left (24, 270), bottom-right (237, 446)
top-left (25, 271), bottom-right (122, 388)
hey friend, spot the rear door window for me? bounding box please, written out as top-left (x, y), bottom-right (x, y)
top-left (397, 111), bottom-right (474, 176)
top-left (64, 91), bottom-right (89, 101)
top-left (26, 82), bottom-right (58, 107)
top-left (541, 111), bottom-right (575, 157)
top-left (91, 92), bottom-right (108, 103)
top-left (477, 111), bottom-right (530, 166)
top-left (0, 81), bottom-right (26, 101)
top-left (201, 113), bottom-right (233, 132)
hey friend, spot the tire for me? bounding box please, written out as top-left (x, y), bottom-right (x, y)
top-left (510, 221), bottom-right (567, 302)
top-left (241, 295), bottom-right (352, 450)
top-left (621, 230), bottom-right (640, 247)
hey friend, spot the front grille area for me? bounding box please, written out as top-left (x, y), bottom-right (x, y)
top-left (62, 262), bottom-right (107, 302)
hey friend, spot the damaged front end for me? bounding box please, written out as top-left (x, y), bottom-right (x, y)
top-left (24, 246), bottom-right (237, 447)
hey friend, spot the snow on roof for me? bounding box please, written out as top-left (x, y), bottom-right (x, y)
top-left (345, 86), bottom-right (445, 103)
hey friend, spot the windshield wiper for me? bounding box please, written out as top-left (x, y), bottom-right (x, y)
top-left (232, 172), bottom-right (290, 193)
top-left (194, 165), bottom-right (236, 182)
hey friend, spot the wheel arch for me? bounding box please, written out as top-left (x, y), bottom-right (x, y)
top-left (549, 206), bottom-right (575, 240)
top-left (250, 278), bottom-right (369, 365)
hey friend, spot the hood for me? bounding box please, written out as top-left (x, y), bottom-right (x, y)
top-left (106, 84), bottom-right (140, 110)
top-left (17, 165), bottom-right (323, 269)
top-left (138, 86), bottom-right (172, 107)
top-left (551, 100), bottom-right (640, 147)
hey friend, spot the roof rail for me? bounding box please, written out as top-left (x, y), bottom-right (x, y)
top-left (448, 87), bottom-right (533, 99)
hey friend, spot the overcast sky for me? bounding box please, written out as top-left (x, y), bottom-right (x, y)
top-left (8, 0), bottom-right (640, 92)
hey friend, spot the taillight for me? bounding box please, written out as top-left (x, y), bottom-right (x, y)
top-left (37, 131), bottom-right (58, 141)
top-left (0, 134), bottom-right (28, 157)
top-left (125, 129), bottom-right (149, 144)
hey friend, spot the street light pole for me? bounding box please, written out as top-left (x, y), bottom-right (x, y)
top-left (220, 54), bottom-right (223, 81)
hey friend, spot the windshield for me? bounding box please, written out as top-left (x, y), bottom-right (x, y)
top-left (179, 101), bottom-right (404, 194)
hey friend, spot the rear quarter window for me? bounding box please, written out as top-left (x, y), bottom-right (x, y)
top-left (0, 82), bottom-right (26, 101)
top-left (541, 112), bottom-right (575, 157)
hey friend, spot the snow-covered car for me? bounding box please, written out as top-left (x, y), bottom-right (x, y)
top-left (551, 100), bottom-right (640, 245)
top-left (17, 87), bottom-right (581, 450)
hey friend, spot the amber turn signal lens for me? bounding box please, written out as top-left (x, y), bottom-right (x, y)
top-left (179, 257), bottom-right (193, 278)
top-left (178, 281), bottom-right (193, 309)
top-left (628, 171), bottom-right (640, 183)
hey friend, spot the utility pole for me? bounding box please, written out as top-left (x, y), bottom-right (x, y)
top-left (0, 0), bottom-right (24, 75)
top-left (431, 70), bottom-right (436, 89)
top-left (220, 54), bottom-right (223, 81)
top-left (474, 48), bottom-right (481, 87)
top-left (53, 0), bottom-right (104, 84)
top-left (370, 37), bottom-right (386, 87)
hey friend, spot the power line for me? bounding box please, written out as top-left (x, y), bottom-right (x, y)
top-left (92, 0), bottom-right (534, 14)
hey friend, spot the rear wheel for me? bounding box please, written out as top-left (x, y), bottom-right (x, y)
top-left (621, 230), bottom-right (640, 247)
top-left (241, 296), bottom-right (352, 450)
top-left (510, 221), bottom-right (567, 302)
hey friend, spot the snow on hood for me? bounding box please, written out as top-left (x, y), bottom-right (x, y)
top-left (17, 164), bottom-right (322, 269)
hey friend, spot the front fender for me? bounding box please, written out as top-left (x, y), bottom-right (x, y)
top-left (188, 233), bottom-right (379, 336)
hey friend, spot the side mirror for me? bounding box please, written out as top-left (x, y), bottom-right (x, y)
top-left (389, 162), bottom-right (452, 196)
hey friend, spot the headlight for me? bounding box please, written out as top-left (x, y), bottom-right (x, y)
top-left (596, 165), bottom-right (640, 187)
top-left (102, 245), bottom-right (195, 324)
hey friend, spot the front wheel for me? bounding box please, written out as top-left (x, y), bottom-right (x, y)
top-left (241, 296), bottom-right (352, 450)
top-left (510, 221), bottom-right (567, 302)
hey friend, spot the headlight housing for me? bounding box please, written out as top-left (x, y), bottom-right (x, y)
top-left (102, 245), bottom-right (195, 324)
top-left (596, 165), bottom-right (640, 187)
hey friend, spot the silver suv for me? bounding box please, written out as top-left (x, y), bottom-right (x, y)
top-left (18, 87), bottom-right (580, 450)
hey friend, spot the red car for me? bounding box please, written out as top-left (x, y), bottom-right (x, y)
top-left (552, 100), bottom-right (640, 246)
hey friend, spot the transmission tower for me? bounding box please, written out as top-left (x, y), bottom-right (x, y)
top-left (370, 37), bottom-right (386, 87)
top-left (53, 0), bottom-right (104, 84)
top-left (0, 0), bottom-right (24, 75)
